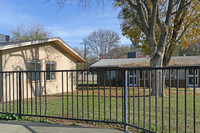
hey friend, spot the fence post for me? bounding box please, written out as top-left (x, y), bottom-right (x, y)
top-left (124, 70), bottom-right (128, 132)
top-left (19, 72), bottom-right (22, 118)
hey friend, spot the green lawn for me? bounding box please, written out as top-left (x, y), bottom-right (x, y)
top-left (0, 86), bottom-right (199, 133)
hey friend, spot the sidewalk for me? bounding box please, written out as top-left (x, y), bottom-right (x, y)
top-left (0, 120), bottom-right (123, 133)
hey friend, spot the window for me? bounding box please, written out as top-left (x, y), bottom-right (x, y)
top-left (29, 60), bottom-right (41, 81)
top-left (46, 62), bottom-right (56, 80)
top-left (107, 70), bottom-right (116, 80)
top-left (166, 69), bottom-right (185, 80)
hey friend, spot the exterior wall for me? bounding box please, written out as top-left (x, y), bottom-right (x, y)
top-left (97, 68), bottom-right (200, 88)
top-left (97, 69), bottom-right (124, 87)
top-left (0, 42), bottom-right (77, 101)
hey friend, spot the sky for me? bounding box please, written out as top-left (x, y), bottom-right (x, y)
top-left (0, 0), bottom-right (132, 48)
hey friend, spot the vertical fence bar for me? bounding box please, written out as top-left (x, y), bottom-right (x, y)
top-left (138, 70), bottom-right (140, 127)
top-left (155, 70), bottom-right (157, 132)
top-left (67, 71), bottom-right (69, 118)
top-left (35, 71), bottom-right (37, 115)
top-left (81, 71), bottom-right (84, 119)
top-left (169, 69), bottom-right (171, 133)
top-left (128, 71), bottom-right (130, 124)
top-left (116, 70), bottom-right (118, 122)
top-left (98, 71), bottom-right (100, 120)
top-left (87, 71), bottom-right (89, 119)
top-left (5, 73), bottom-right (7, 112)
top-left (12, 72), bottom-right (15, 113)
top-left (44, 71), bottom-right (47, 116)
top-left (162, 69), bottom-right (164, 133)
top-left (2, 72), bottom-right (4, 113)
top-left (133, 71), bottom-right (135, 125)
top-left (71, 71), bottom-right (74, 118)
top-left (19, 72), bottom-right (22, 118)
top-left (122, 70), bottom-right (124, 122)
top-left (149, 70), bottom-right (151, 131)
top-left (104, 71), bottom-right (106, 121)
top-left (22, 73), bottom-right (24, 114)
top-left (26, 72), bottom-right (28, 115)
top-left (16, 73), bottom-right (18, 114)
top-left (62, 71), bottom-right (64, 117)
top-left (185, 69), bottom-right (187, 133)
top-left (39, 72), bottom-right (41, 116)
top-left (9, 73), bottom-right (11, 112)
top-left (92, 71), bottom-right (94, 120)
top-left (109, 71), bottom-right (112, 121)
top-left (0, 72), bottom-right (2, 112)
top-left (77, 71), bottom-right (79, 119)
top-left (143, 70), bottom-right (145, 128)
top-left (176, 69), bottom-right (179, 133)
top-left (124, 70), bottom-right (128, 131)
top-left (193, 69), bottom-right (196, 133)
top-left (31, 72), bottom-right (32, 115)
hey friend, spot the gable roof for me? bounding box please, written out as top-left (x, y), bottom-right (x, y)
top-left (0, 37), bottom-right (85, 63)
top-left (90, 56), bottom-right (200, 68)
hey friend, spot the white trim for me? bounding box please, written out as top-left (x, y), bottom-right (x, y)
top-left (188, 69), bottom-right (198, 87)
top-left (129, 71), bottom-right (137, 87)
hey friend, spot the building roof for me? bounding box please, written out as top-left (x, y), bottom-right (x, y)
top-left (0, 37), bottom-right (85, 63)
top-left (90, 56), bottom-right (200, 68)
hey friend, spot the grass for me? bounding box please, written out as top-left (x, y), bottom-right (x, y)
top-left (0, 86), bottom-right (199, 133)
top-left (78, 81), bottom-right (97, 85)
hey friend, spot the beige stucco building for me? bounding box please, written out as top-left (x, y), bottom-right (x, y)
top-left (0, 37), bottom-right (85, 101)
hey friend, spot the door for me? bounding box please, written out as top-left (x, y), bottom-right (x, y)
top-left (188, 69), bottom-right (198, 87)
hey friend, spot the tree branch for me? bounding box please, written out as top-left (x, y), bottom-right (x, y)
top-left (149, 1), bottom-right (158, 36)
top-left (127, 0), bottom-right (138, 10)
top-left (171, 0), bottom-right (192, 15)
top-left (165, 0), bottom-right (173, 26)
top-left (136, 0), bottom-right (149, 35)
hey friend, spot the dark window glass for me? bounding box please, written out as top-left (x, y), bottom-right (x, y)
top-left (46, 62), bottom-right (56, 80)
top-left (29, 60), bottom-right (41, 81)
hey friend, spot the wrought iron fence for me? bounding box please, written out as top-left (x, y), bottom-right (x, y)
top-left (0, 66), bottom-right (199, 133)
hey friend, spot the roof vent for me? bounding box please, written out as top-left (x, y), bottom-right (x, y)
top-left (0, 34), bottom-right (10, 43)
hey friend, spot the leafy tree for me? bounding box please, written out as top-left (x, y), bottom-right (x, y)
top-left (174, 40), bottom-right (200, 56)
top-left (116, 0), bottom-right (200, 96)
top-left (84, 29), bottom-right (120, 60)
top-left (117, 0), bottom-right (200, 67)
top-left (55, 0), bottom-right (200, 96)
top-left (11, 23), bottom-right (51, 41)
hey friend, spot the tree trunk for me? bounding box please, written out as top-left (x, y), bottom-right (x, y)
top-left (150, 53), bottom-right (165, 97)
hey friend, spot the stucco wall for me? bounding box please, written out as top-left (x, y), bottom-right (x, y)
top-left (0, 42), bottom-right (77, 101)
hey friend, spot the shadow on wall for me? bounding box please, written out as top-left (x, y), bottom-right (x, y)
top-left (0, 42), bottom-right (60, 101)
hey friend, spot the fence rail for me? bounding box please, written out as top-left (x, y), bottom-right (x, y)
top-left (0, 66), bottom-right (200, 133)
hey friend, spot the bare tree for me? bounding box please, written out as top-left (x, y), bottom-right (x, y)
top-left (11, 23), bottom-right (51, 41)
top-left (84, 29), bottom-right (120, 60)
top-left (110, 45), bottom-right (132, 58)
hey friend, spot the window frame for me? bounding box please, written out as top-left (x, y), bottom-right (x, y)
top-left (28, 60), bottom-right (41, 81)
top-left (46, 61), bottom-right (56, 81)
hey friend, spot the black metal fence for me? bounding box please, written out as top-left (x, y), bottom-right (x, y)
top-left (0, 66), bottom-right (199, 133)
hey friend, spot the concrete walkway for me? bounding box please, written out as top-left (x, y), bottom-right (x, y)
top-left (0, 120), bottom-right (123, 133)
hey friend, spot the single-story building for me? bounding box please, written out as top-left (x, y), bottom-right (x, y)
top-left (90, 56), bottom-right (200, 87)
top-left (0, 35), bottom-right (85, 101)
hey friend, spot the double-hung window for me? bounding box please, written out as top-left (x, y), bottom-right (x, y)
top-left (29, 60), bottom-right (41, 81)
top-left (46, 62), bottom-right (56, 80)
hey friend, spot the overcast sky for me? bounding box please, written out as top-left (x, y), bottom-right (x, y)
top-left (0, 0), bottom-right (131, 48)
